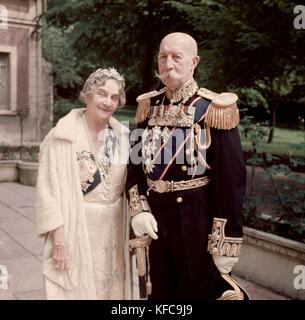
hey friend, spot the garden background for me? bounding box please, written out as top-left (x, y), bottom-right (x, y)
top-left (25, 0), bottom-right (305, 241)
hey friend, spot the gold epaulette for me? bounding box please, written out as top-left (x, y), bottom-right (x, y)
top-left (198, 88), bottom-right (239, 130)
top-left (135, 88), bottom-right (166, 123)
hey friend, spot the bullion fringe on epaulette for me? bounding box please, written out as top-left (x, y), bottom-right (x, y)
top-left (135, 88), bottom-right (167, 124)
top-left (135, 98), bottom-right (150, 124)
top-left (205, 102), bottom-right (240, 130)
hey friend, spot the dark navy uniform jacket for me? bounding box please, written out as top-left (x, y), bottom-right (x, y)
top-left (126, 88), bottom-right (246, 240)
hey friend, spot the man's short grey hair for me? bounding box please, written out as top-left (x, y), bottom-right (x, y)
top-left (79, 67), bottom-right (126, 107)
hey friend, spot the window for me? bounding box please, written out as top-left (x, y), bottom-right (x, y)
top-left (0, 53), bottom-right (9, 110)
top-left (0, 46), bottom-right (17, 115)
top-left (0, 5), bottom-right (8, 30)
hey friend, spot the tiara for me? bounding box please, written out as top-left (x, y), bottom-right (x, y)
top-left (93, 67), bottom-right (125, 86)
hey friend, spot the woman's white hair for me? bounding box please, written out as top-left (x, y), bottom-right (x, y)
top-left (79, 67), bottom-right (126, 107)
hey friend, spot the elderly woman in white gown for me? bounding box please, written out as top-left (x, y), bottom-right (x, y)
top-left (36, 68), bottom-right (131, 299)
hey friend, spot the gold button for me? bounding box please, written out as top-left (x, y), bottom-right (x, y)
top-left (181, 165), bottom-right (187, 171)
top-left (176, 197), bottom-right (183, 203)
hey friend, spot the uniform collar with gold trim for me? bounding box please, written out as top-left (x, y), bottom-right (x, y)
top-left (165, 79), bottom-right (199, 104)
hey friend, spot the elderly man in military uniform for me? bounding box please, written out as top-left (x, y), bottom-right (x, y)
top-left (126, 32), bottom-right (246, 300)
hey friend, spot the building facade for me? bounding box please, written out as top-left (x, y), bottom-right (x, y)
top-left (0, 0), bottom-right (52, 146)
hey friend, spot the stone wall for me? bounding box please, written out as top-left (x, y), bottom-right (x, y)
top-left (0, 0), bottom-right (53, 146)
top-left (234, 227), bottom-right (305, 299)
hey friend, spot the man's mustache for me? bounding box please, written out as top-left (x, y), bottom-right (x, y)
top-left (155, 70), bottom-right (180, 80)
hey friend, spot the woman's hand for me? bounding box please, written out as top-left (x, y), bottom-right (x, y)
top-left (52, 244), bottom-right (70, 271)
top-left (51, 226), bottom-right (70, 271)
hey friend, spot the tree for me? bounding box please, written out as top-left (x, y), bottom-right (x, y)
top-left (44, 0), bottom-right (305, 134)
top-left (169, 0), bottom-right (304, 139)
top-left (45, 0), bottom-right (197, 96)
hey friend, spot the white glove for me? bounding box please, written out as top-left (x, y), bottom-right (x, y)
top-left (131, 212), bottom-right (158, 240)
top-left (212, 255), bottom-right (238, 274)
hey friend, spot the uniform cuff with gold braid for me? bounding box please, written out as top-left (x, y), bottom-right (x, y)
top-left (208, 217), bottom-right (243, 257)
top-left (128, 185), bottom-right (151, 218)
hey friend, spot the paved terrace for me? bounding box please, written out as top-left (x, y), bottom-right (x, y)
top-left (0, 182), bottom-right (289, 300)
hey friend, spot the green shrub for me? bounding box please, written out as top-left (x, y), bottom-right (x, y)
top-left (241, 116), bottom-right (305, 243)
